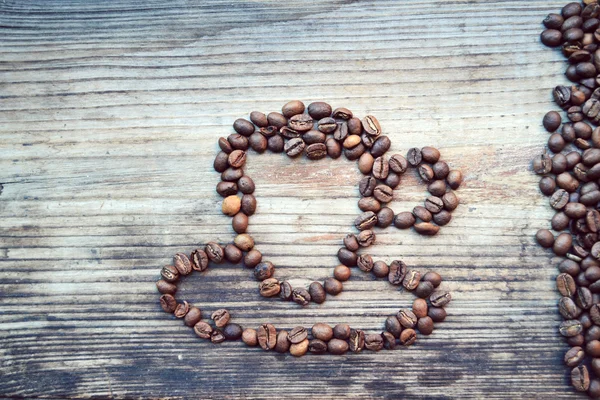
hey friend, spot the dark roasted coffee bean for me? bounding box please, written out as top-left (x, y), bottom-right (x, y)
top-left (365, 334), bottom-right (384, 351)
top-left (284, 137), bottom-right (305, 157)
top-left (325, 137), bottom-right (342, 158)
top-left (553, 233), bottom-right (573, 256)
top-left (577, 287), bottom-right (593, 309)
top-left (385, 316), bottom-right (402, 338)
top-left (194, 321), bottom-right (213, 339)
top-left (565, 346), bottom-right (586, 367)
top-left (328, 338), bottom-right (349, 355)
top-left (309, 339), bottom-right (328, 354)
top-left (333, 324), bottom-right (351, 340)
top-left (216, 181), bottom-right (238, 197)
top-left (257, 323), bottom-right (277, 350)
top-left (372, 156), bottom-right (389, 179)
top-left (430, 291), bottom-right (452, 307)
top-left (267, 112), bottom-right (287, 128)
top-left (288, 114), bottom-right (314, 132)
top-left (334, 264), bottom-right (352, 281)
top-left (292, 287), bottom-right (311, 306)
top-left (282, 101), bottom-right (305, 118)
top-left (398, 309), bottom-right (418, 328)
top-left (318, 117), bottom-right (337, 133)
top-left (433, 210), bottom-right (452, 226)
top-left (173, 252), bottom-right (192, 276)
top-left (244, 249), bottom-right (262, 268)
top-left (250, 111), bottom-right (269, 127)
top-left (370, 136), bottom-right (391, 157)
top-left (355, 211), bottom-right (378, 230)
top-left (536, 229), bottom-right (555, 248)
top-left (324, 277), bottom-right (343, 295)
top-left (560, 319), bottom-right (583, 337)
top-left (233, 118), bottom-right (255, 136)
top-left (550, 189), bottom-right (570, 210)
top-left (309, 282), bottom-right (326, 304)
top-left (347, 117), bottom-right (362, 135)
top-left (373, 184), bottom-right (393, 203)
top-left (307, 102), bottom-right (332, 120)
top-left (304, 129), bottom-right (326, 144)
top-left (544, 13), bottom-right (564, 29)
top-left (413, 206), bottom-right (432, 222)
top-left (221, 167), bottom-right (244, 182)
top-left (228, 149), bottom-right (246, 168)
top-left (554, 86), bottom-right (572, 108)
top-left (372, 261), bottom-right (389, 278)
top-left (357, 229), bottom-right (376, 247)
top-left (338, 247), bottom-right (358, 267)
top-left (572, 365), bottom-right (591, 392)
top-left (279, 281), bottom-right (293, 300)
top-left (425, 196), bottom-right (444, 214)
top-left (433, 161), bottom-right (450, 179)
top-left (418, 317), bottom-right (434, 335)
top-left (414, 222), bottom-right (440, 236)
top-left (543, 111), bottom-right (562, 132)
top-left (394, 212), bottom-right (416, 229)
top-left (161, 265), bottom-right (179, 283)
top-left (541, 29), bottom-right (562, 46)
top-left (415, 281), bottom-right (435, 298)
top-left (274, 331), bottom-right (290, 353)
top-left (219, 137), bottom-right (233, 153)
top-left (214, 151), bottom-right (230, 173)
top-left (548, 133), bottom-right (566, 153)
top-left (306, 143), bottom-right (327, 160)
top-left (334, 122), bottom-right (349, 141)
top-left (160, 294), bottom-right (177, 313)
top-left (382, 331), bottom-right (396, 349)
top-left (156, 279), bottom-right (177, 295)
top-left (377, 207), bottom-right (395, 228)
top-left (312, 323), bottom-right (334, 341)
top-left (539, 176), bottom-right (556, 195)
top-left (237, 176), bottom-right (255, 194)
top-left (559, 297), bottom-right (581, 319)
top-left (183, 307), bottom-right (202, 327)
top-left (288, 326), bottom-right (308, 344)
top-left (332, 107), bottom-right (353, 120)
top-left (385, 171), bottom-right (401, 188)
top-left (223, 323), bottom-right (243, 340)
top-left (254, 261), bottom-right (274, 281)
top-left (407, 148), bottom-right (422, 166)
top-left (232, 212), bottom-right (249, 234)
top-left (388, 260), bottom-right (407, 285)
top-left (249, 132), bottom-right (267, 153)
top-left (349, 329), bottom-right (365, 352)
top-left (564, 28), bottom-right (584, 42)
top-left (428, 307), bottom-right (446, 322)
top-left (428, 180), bottom-right (447, 197)
top-left (344, 143), bottom-right (366, 160)
top-left (224, 244), bottom-right (243, 263)
top-left (359, 176), bottom-right (377, 197)
top-left (241, 194), bottom-right (256, 216)
top-left (552, 154), bottom-right (567, 175)
top-left (343, 234), bottom-right (360, 252)
top-left (389, 154), bottom-right (408, 174)
top-left (357, 254), bottom-right (374, 272)
top-left (423, 271), bottom-right (442, 287)
top-left (403, 270), bottom-right (421, 291)
top-left (228, 133), bottom-right (249, 151)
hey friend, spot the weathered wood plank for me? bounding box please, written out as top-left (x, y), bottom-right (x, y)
top-left (0, 0), bottom-right (587, 398)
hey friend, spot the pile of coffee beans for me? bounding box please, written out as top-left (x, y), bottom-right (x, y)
top-left (539, 1), bottom-right (600, 396)
top-left (157, 101), bottom-right (460, 356)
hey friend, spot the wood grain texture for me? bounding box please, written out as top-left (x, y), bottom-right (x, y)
top-left (0, 0), bottom-right (586, 398)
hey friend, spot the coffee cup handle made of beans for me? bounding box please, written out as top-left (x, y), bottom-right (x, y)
top-left (157, 100), bottom-right (459, 357)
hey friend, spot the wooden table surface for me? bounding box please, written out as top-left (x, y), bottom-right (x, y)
top-left (0, 0), bottom-right (586, 398)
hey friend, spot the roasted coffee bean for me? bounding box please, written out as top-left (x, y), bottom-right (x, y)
top-left (536, 229), bottom-right (555, 248)
top-left (241, 194), bottom-right (257, 216)
top-left (553, 233), bottom-right (573, 256)
top-left (228, 150), bottom-right (246, 168)
top-left (267, 112), bottom-right (287, 128)
top-left (347, 117), bottom-right (362, 135)
top-left (357, 230), bottom-right (376, 247)
top-left (560, 319), bottom-right (583, 337)
top-left (259, 278), bottom-right (280, 297)
top-left (365, 334), bottom-right (384, 351)
top-left (275, 331), bottom-right (290, 353)
top-left (307, 102), bottom-right (332, 120)
top-left (284, 137), bottom-right (306, 157)
top-left (372, 261), bottom-right (389, 278)
top-left (254, 261), bottom-right (274, 281)
top-left (357, 254), bottom-right (374, 272)
top-left (433, 210), bottom-right (452, 226)
top-left (343, 234), bottom-right (360, 252)
top-left (332, 107), bottom-right (353, 120)
top-left (211, 309), bottom-right (230, 328)
top-left (233, 118), bottom-right (255, 136)
top-left (413, 206), bottom-right (432, 222)
top-left (332, 324), bottom-right (350, 340)
top-left (279, 281), bottom-right (293, 300)
top-left (324, 277), bottom-right (343, 295)
top-left (338, 248), bottom-right (358, 267)
top-left (334, 264), bottom-right (352, 281)
top-left (541, 29), bottom-right (563, 46)
top-left (325, 137), bottom-right (342, 158)
top-left (359, 176), bottom-right (377, 197)
top-left (217, 181), bottom-right (238, 197)
top-left (237, 176), bottom-right (255, 194)
top-left (377, 207), bottom-right (395, 228)
top-left (160, 294), bottom-right (177, 313)
top-left (433, 161), bottom-right (450, 179)
top-left (385, 316), bottom-right (403, 338)
top-left (334, 122), bottom-right (349, 141)
top-left (407, 148), bottom-right (422, 166)
top-left (250, 111), bottom-right (269, 127)
top-left (257, 323), bottom-right (277, 350)
top-left (572, 365), bottom-right (591, 392)
top-left (373, 184), bottom-right (393, 203)
top-left (219, 136), bottom-right (233, 153)
top-left (403, 270), bottom-right (421, 291)
top-left (550, 189), bottom-right (570, 210)
top-left (232, 212), bottom-right (249, 234)
top-left (161, 265), bottom-right (179, 283)
top-left (344, 143), bottom-right (366, 160)
top-left (372, 156), bottom-right (389, 179)
top-left (222, 195), bottom-right (241, 216)
top-left (543, 111), bottom-right (562, 132)
top-left (288, 114), bottom-right (314, 132)
top-left (385, 171), bottom-right (401, 188)
top-left (551, 154), bottom-right (568, 175)
top-left (428, 180), bottom-right (447, 197)
top-left (288, 326), bottom-right (308, 344)
top-left (206, 242), bottom-right (224, 263)
top-left (565, 346), bottom-right (586, 367)
top-left (394, 212), bottom-right (416, 229)
top-left (221, 167), bottom-right (244, 182)
top-left (309, 282), bottom-right (326, 304)
top-left (156, 279), bottom-right (177, 295)
top-left (214, 151), bottom-right (230, 173)
top-left (224, 244), bottom-right (243, 263)
top-left (425, 196), bottom-right (444, 214)
top-left (447, 170), bottom-right (463, 190)
top-left (413, 298), bottom-right (429, 319)
top-left (311, 323), bottom-right (334, 342)
top-left (355, 211), bottom-right (378, 230)
top-left (544, 13), bottom-right (564, 29)
top-left (428, 307), bottom-right (446, 322)
top-left (290, 339), bottom-right (309, 357)
top-left (304, 129), bottom-right (326, 145)
top-left (591, 304), bottom-right (600, 325)
top-left (415, 281), bottom-right (435, 298)
top-left (382, 331), bottom-right (396, 350)
top-left (328, 338), bottom-right (349, 355)
top-left (418, 317), bottom-right (434, 335)
top-left (282, 101), bottom-right (305, 118)
top-left (362, 115), bottom-right (382, 136)
top-left (349, 329), bottom-right (365, 352)
top-left (414, 222), bottom-right (440, 236)
top-left (306, 143), bottom-right (327, 160)
top-left (194, 321), bottom-right (213, 339)
top-left (228, 133), bottom-right (249, 151)
top-left (358, 153), bottom-right (375, 174)
top-left (248, 132), bottom-right (267, 153)
top-left (223, 323), bottom-right (243, 340)
top-left (423, 271), bottom-right (442, 287)
top-left (309, 339), bottom-right (328, 354)
top-left (552, 212), bottom-right (570, 231)
top-left (418, 165), bottom-right (435, 182)
top-left (371, 136), bottom-right (391, 157)
top-left (389, 154), bottom-right (408, 174)
top-left (398, 309), bottom-right (418, 328)
top-left (211, 329), bottom-right (226, 343)
top-left (292, 287), bottom-right (311, 306)
top-left (318, 117), bottom-right (337, 133)
top-left (242, 328), bottom-right (258, 346)
top-left (358, 197), bottom-right (380, 212)
top-left (577, 287), bottom-right (593, 309)
top-left (589, 340), bottom-right (600, 357)
top-left (400, 328), bottom-right (417, 346)
top-left (388, 260), bottom-right (407, 285)
top-left (559, 297), bottom-right (581, 319)
top-left (430, 291), bottom-right (452, 307)
top-left (548, 133), bottom-right (566, 153)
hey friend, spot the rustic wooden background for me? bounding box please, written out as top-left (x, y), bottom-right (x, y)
top-left (0, 0), bottom-right (587, 398)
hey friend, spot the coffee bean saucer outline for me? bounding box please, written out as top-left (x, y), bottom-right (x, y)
top-left (156, 101), bottom-right (460, 356)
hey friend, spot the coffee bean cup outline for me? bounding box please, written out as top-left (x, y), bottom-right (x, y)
top-left (156, 101), bottom-right (461, 356)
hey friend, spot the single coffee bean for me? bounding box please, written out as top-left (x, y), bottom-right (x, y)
top-left (222, 195), bottom-right (241, 216)
top-left (232, 212), bottom-right (249, 234)
top-left (242, 328), bottom-right (258, 346)
top-left (334, 264), bottom-right (352, 281)
top-left (248, 132), bottom-right (267, 153)
top-left (324, 277), bottom-right (343, 295)
top-left (589, 340), bottom-right (600, 357)
top-left (407, 148), bottom-right (422, 166)
top-left (551, 154), bottom-right (567, 175)
top-left (219, 137), bottom-right (233, 153)
top-left (442, 192), bottom-right (459, 211)
top-left (282, 100), bottom-right (305, 118)
top-left (194, 321), bottom-right (213, 339)
top-left (373, 184), bottom-right (393, 203)
top-left (211, 309), bottom-right (230, 328)
top-left (216, 181), bottom-right (238, 197)
top-left (560, 320), bottom-right (583, 337)
top-left (357, 230), bottom-right (376, 247)
top-left (161, 265), bottom-right (179, 283)
top-left (413, 298), bottom-right (429, 318)
top-left (223, 323), bottom-right (243, 340)
top-left (428, 307), bottom-right (446, 322)
top-left (173, 252), bottom-right (192, 276)
top-left (559, 297), bottom-right (582, 319)
top-left (543, 111), bottom-right (562, 132)
top-left (228, 149), bottom-right (246, 168)
top-left (550, 189), bottom-right (569, 210)
top-left (228, 133), bottom-right (249, 151)
top-left (224, 244), bottom-right (243, 263)
top-left (288, 114), bottom-right (314, 132)
top-left (388, 260), bottom-right (408, 285)
top-left (385, 316), bottom-right (403, 338)
top-left (305, 143), bottom-right (327, 160)
top-left (333, 324), bottom-right (351, 340)
top-left (275, 330), bottom-right (290, 353)
top-left (425, 196), bottom-right (444, 214)
top-left (160, 294), bottom-right (177, 313)
top-left (414, 222), bottom-right (440, 236)
top-left (365, 333), bottom-right (384, 351)
top-left (338, 247), bottom-right (358, 267)
top-left (591, 304), bottom-right (600, 325)
top-left (544, 13), bottom-right (564, 29)
top-left (233, 118), bottom-right (255, 136)
top-left (259, 278), bottom-right (280, 297)
top-left (385, 171), bottom-right (401, 188)
top-left (289, 326), bottom-right (308, 344)
top-left (214, 151), bottom-right (230, 173)
top-left (347, 117), bottom-right (362, 135)
top-left (418, 316), bottom-right (434, 335)
top-left (413, 206), bottom-right (432, 222)
top-left (358, 153), bottom-right (375, 175)
top-left (536, 229), bottom-right (555, 248)
top-left (205, 242), bottom-right (224, 263)
top-left (423, 271), bottom-right (442, 287)
top-left (572, 365), bottom-right (591, 392)
top-left (399, 328), bottom-right (417, 346)
top-left (304, 129), bottom-right (326, 145)
top-left (362, 115), bottom-right (382, 136)
top-left (332, 107), bottom-right (353, 119)
top-left (344, 234), bottom-right (360, 252)
top-left (430, 291), bottom-right (452, 307)
top-left (355, 211), bottom-right (378, 230)
top-left (290, 339), bottom-right (309, 357)
top-left (221, 167), bottom-right (244, 182)
top-left (349, 329), bottom-right (365, 352)
top-left (328, 338), bottom-right (349, 355)
top-left (334, 122), bottom-right (349, 141)
top-left (292, 287), bottom-right (311, 306)
top-left (377, 207), bottom-right (395, 228)
top-left (284, 137), bottom-right (306, 157)
top-left (190, 249), bottom-right (209, 272)
top-left (241, 194), bottom-right (256, 216)
top-left (212, 330), bottom-right (227, 343)
top-left (237, 176), bottom-right (255, 194)
top-left (257, 323), bottom-right (277, 351)
top-left (370, 136), bottom-right (391, 157)
top-left (433, 210), bottom-right (452, 226)
top-left (382, 331), bottom-right (396, 350)
top-left (369, 261), bottom-right (388, 278)
top-left (428, 180), bottom-right (447, 197)
top-left (590, 380), bottom-right (600, 398)
top-left (433, 161), bottom-right (450, 179)
top-left (576, 287), bottom-right (593, 309)
top-left (309, 282), bottom-right (326, 304)
top-left (311, 323), bottom-right (334, 341)
top-left (250, 111), bottom-right (268, 127)
top-left (318, 117), bottom-right (337, 133)
top-left (403, 270), bottom-right (421, 291)
top-left (553, 233), bottom-right (573, 256)
top-left (394, 212), bottom-right (416, 229)
top-left (565, 346), bottom-right (586, 367)
top-left (415, 281), bottom-right (435, 298)
top-left (267, 112), bottom-right (287, 128)
top-left (308, 339), bottom-right (328, 354)
top-left (326, 137), bottom-right (342, 158)
top-left (357, 254), bottom-right (374, 272)
top-left (359, 176), bottom-right (377, 197)
top-left (446, 170), bottom-right (463, 189)
top-left (372, 156), bottom-right (389, 179)
top-left (389, 154), bottom-right (408, 174)
top-left (541, 29), bottom-right (562, 46)
top-left (307, 102), bottom-right (332, 120)
top-left (254, 261), bottom-right (274, 281)
top-left (398, 309), bottom-right (418, 328)
top-left (156, 279), bottom-right (177, 295)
